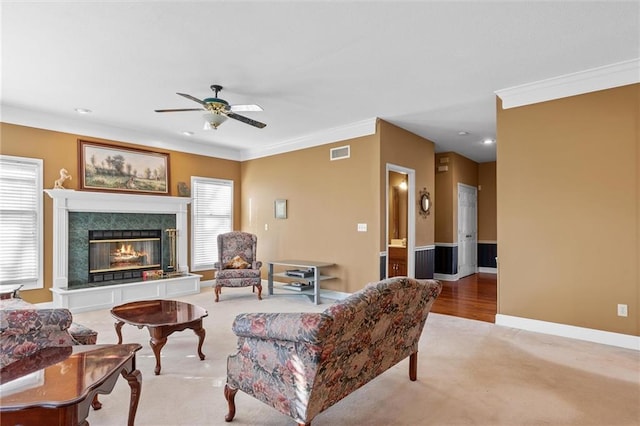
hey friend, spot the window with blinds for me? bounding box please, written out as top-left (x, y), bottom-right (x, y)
top-left (0, 155), bottom-right (43, 289)
top-left (190, 176), bottom-right (233, 271)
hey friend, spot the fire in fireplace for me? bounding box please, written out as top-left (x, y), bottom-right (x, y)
top-left (88, 229), bottom-right (162, 283)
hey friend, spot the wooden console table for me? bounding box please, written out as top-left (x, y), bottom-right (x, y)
top-left (267, 260), bottom-right (335, 305)
top-left (0, 344), bottom-right (142, 426)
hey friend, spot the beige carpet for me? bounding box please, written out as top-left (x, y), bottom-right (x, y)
top-left (72, 286), bottom-right (640, 426)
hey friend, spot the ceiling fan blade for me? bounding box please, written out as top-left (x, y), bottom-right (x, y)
top-left (229, 104), bottom-right (263, 112)
top-left (227, 112), bottom-right (267, 129)
top-left (176, 92), bottom-right (207, 106)
top-left (155, 108), bottom-right (206, 113)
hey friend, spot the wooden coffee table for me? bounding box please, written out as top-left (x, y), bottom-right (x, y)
top-left (110, 299), bottom-right (208, 375)
top-left (0, 344), bottom-right (142, 426)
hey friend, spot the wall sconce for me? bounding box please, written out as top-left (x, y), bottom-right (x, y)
top-left (418, 188), bottom-right (431, 218)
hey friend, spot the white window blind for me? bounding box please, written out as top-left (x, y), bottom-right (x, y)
top-left (0, 155), bottom-right (43, 289)
top-left (191, 177), bottom-right (233, 271)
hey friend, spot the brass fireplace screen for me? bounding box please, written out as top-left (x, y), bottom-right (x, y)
top-left (88, 229), bottom-right (162, 283)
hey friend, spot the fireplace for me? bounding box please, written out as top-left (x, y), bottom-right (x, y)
top-left (45, 189), bottom-right (201, 313)
top-left (88, 229), bottom-right (162, 284)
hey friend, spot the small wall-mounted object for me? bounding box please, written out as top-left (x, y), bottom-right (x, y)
top-left (439, 157), bottom-right (449, 164)
top-left (177, 182), bottom-right (190, 197)
top-left (275, 199), bottom-right (287, 219)
top-left (437, 165), bottom-right (449, 172)
top-left (330, 145), bottom-right (350, 161)
top-left (418, 188), bottom-right (431, 218)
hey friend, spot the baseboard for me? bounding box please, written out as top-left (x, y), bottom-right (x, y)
top-left (495, 314), bottom-right (640, 351)
top-left (433, 273), bottom-right (459, 281)
top-left (200, 279), bottom-right (215, 288)
top-left (477, 267), bottom-right (497, 274)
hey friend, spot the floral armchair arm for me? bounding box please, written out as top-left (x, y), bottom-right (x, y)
top-left (232, 312), bottom-right (332, 344)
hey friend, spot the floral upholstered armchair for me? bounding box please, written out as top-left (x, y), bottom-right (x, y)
top-left (223, 277), bottom-right (442, 425)
top-left (213, 231), bottom-right (262, 302)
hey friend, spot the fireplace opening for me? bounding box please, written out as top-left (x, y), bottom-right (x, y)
top-left (88, 229), bottom-right (162, 283)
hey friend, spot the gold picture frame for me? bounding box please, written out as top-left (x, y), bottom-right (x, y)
top-left (78, 140), bottom-right (170, 195)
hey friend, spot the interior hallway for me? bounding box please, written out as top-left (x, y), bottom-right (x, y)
top-left (431, 272), bottom-right (497, 323)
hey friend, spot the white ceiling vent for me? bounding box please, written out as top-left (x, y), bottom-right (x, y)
top-left (330, 145), bottom-right (350, 161)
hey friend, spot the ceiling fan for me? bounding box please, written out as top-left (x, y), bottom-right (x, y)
top-left (155, 84), bottom-right (266, 129)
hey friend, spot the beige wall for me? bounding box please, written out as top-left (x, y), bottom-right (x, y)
top-left (241, 119), bottom-right (434, 292)
top-left (478, 161), bottom-right (497, 241)
top-left (379, 120), bottom-right (435, 248)
top-left (451, 153), bottom-right (478, 243)
top-left (434, 153), bottom-right (454, 242)
top-left (0, 123), bottom-right (241, 303)
top-left (241, 133), bottom-right (381, 293)
top-left (497, 84), bottom-right (639, 336)
top-left (434, 152), bottom-right (480, 243)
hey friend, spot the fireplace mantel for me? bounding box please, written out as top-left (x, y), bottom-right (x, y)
top-left (44, 189), bottom-right (200, 312)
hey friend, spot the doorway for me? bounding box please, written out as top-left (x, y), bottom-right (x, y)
top-left (457, 183), bottom-right (477, 278)
top-left (386, 164), bottom-right (415, 278)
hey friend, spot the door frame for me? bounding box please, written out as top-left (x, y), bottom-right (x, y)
top-left (386, 163), bottom-right (415, 278)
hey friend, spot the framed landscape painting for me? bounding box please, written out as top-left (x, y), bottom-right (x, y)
top-left (78, 140), bottom-right (170, 195)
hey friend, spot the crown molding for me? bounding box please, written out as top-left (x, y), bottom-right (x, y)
top-left (0, 105), bottom-right (241, 160)
top-left (495, 58), bottom-right (640, 109)
top-left (240, 118), bottom-right (377, 161)
top-left (2, 105), bottom-right (377, 162)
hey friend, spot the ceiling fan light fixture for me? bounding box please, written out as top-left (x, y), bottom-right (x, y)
top-left (203, 113), bottom-right (228, 130)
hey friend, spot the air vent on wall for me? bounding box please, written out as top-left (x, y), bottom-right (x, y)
top-left (330, 145), bottom-right (350, 161)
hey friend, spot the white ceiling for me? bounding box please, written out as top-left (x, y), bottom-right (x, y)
top-left (2, 1), bottom-right (638, 163)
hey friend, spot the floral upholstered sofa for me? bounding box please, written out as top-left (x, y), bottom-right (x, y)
top-left (224, 276), bottom-right (442, 425)
top-left (0, 298), bottom-right (98, 368)
top-left (1, 297), bottom-right (103, 409)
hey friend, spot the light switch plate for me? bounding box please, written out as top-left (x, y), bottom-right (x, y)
top-left (357, 223), bottom-right (367, 232)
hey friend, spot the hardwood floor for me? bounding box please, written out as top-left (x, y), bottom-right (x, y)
top-left (431, 273), bottom-right (497, 323)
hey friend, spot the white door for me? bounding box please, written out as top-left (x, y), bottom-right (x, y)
top-left (457, 183), bottom-right (477, 278)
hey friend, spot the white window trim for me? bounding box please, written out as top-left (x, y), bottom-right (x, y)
top-left (190, 176), bottom-right (233, 272)
top-left (0, 155), bottom-right (44, 290)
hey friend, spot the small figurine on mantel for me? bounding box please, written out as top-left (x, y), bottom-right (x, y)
top-left (53, 168), bottom-right (72, 189)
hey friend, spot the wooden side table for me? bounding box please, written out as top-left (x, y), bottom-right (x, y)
top-left (0, 284), bottom-right (22, 300)
top-left (0, 344), bottom-right (142, 426)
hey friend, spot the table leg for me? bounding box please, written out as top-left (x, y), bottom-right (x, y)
top-left (313, 266), bottom-right (320, 305)
top-left (193, 322), bottom-right (206, 360)
top-left (121, 368), bottom-right (142, 426)
top-left (114, 321), bottom-right (125, 344)
top-left (149, 328), bottom-right (167, 375)
top-left (268, 262), bottom-right (274, 295)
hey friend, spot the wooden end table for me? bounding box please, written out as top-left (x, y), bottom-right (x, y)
top-left (0, 344), bottom-right (142, 426)
top-left (110, 299), bottom-right (208, 375)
